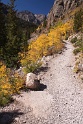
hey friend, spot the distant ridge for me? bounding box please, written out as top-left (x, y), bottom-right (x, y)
top-left (16, 11), bottom-right (46, 25)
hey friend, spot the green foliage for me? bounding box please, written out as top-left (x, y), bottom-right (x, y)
top-left (71, 36), bottom-right (83, 55)
top-left (0, 92), bottom-right (12, 106)
top-left (4, 0), bottom-right (21, 68)
top-left (74, 39), bottom-right (83, 47)
top-left (0, 2), bottom-right (7, 59)
top-left (17, 18), bottom-right (37, 39)
top-left (70, 37), bottom-right (78, 43)
top-left (65, 31), bottom-right (71, 40)
top-left (24, 62), bottom-right (42, 73)
top-left (0, 0), bottom-right (37, 68)
top-left (73, 48), bottom-right (81, 55)
top-left (73, 9), bottom-right (83, 32)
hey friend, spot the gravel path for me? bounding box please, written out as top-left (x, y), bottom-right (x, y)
top-left (0, 41), bottom-right (83, 124)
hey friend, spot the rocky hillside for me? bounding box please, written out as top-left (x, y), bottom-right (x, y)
top-left (47, 0), bottom-right (83, 27)
top-left (16, 11), bottom-right (46, 25)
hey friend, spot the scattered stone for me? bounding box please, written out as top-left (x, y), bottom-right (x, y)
top-left (80, 75), bottom-right (83, 80)
top-left (23, 120), bottom-right (26, 123)
top-left (74, 75), bottom-right (76, 78)
top-left (50, 74), bottom-right (52, 76)
top-left (15, 117), bottom-right (19, 122)
top-left (78, 63), bottom-right (83, 71)
top-left (58, 51), bottom-right (62, 54)
top-left (59, 115), bottom-right (61, 118)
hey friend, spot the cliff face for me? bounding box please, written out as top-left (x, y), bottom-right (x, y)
top-left (47, 0), bottom-right (83, 27)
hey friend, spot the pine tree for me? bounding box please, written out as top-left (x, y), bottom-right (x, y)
top-left (0, 1), bottom-right (7, 59)
top-left (4, 0), bottom-right (22, 68)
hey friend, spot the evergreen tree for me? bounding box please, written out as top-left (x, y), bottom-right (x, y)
top-left (0, 1), bottom-right (7, 59)
top-left (4, 0), bottom-right (22, 68)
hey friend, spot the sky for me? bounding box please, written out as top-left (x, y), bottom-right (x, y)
top-left (2, 0), bottom-right (55, 15)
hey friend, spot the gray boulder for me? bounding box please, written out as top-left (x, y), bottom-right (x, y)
top-left (26, 73), bottom-right (40, 90)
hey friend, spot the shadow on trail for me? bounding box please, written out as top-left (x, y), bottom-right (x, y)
top-left (34, 66), bottom-right (49, 75)
top-left (37, 83), bottom-right (47, 91)
top-left (0, 110), bottom-right (23, 124)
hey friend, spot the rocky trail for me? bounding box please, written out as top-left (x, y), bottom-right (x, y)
top-left (0, 41), bottom-right (83, 124)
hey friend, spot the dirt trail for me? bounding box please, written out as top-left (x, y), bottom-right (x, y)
top-left (0, 41), bottom-right (83, 124)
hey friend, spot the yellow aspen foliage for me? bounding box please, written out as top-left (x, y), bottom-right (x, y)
top-left (10, 72), bottom-right (24, 94)
top-left (0, 61), bottom-right (24, 100)
top-left (0, 62), bottom-right (12, 96)
top-left (20, 20), bottom-right (73, 73)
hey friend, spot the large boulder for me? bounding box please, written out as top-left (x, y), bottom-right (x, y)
top-left (26, 73), bottom-right (40, 90)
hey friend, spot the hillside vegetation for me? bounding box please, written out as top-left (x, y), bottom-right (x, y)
top-left (0, 0), bottom-right (83, 106)
top-left (20, 20), bottom-right (73, 73)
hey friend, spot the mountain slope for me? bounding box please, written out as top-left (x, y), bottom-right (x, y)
top-left (47, 0), bottom-right (83, 27)
top-left (16, 11), bottom-right (46, 25)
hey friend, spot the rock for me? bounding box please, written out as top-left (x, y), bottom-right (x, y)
top-left (80, 75), bottom-right (83, 80)
top-left (78, 63), bottom-right (83, 71)
top-left (15, 117), bottom-right (19, 122)
top-left (58, 51), bottom-right (62, 54)
top-left (34, 14), bottom-right (46, 24)
top-left (41, 56), bottom-right (51, 67)
top-left (26, 73), bottom-right (40, 90)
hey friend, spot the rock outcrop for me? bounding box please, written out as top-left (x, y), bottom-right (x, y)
top-left (34, 14), bottom-right (46, 24)
top-left (47, 0), bottom-right (83, 27)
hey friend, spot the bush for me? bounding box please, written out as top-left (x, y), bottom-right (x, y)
top-left (0, 61), bottom-right (24, 106)
top-left (23, 62), bottom-right (42, 73)
top-left (65, 31), bottom-right (70, 40)
top-left (0, 92), bottom-right (12, 106)
top-left (73, 48), bottom-right (81, 55)
top-left (74, 39), bottom-right (82, 47)
top-left (71, 37), bottom-right (77, 43)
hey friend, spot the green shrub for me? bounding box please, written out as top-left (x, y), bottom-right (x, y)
top-left (73, 48), bottom-right (81, 55)
top-left (23, 62), bottom-right (42, 73)
top-left (65, 31), bottom-right (70, 40)
top-left (0, 93), bottom-right (12, 106)
top-left (74, 39), bottom-right (82, 47)
top-left (71, 37), bottom-right (77, 43)
top-left (74, 38), bottom-right (83, 53)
